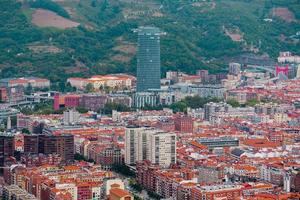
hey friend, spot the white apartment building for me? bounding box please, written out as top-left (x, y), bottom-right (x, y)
top-left (63, 109), bottom-right (80, 125)
top-left (125, 126), bottom-right (176, 167)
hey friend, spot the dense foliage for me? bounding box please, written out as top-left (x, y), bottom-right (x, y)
top-left (0, 0), bottom-right (299, 86)
top-left (101, 102), bottom-right (131, 115)
top-left (170, 96), bottom-right (221, 112)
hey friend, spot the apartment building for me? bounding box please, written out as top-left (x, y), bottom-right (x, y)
top-left (125, 126), bottom-right (176, 167)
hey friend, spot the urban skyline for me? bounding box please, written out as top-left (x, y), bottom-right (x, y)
top-left (1, 0), bottom-right (300, 199)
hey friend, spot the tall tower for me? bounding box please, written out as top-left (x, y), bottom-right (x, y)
top-left (136, 26), bottom-right (161, 92)
top-left (6, 116), bottom-right (11, 130)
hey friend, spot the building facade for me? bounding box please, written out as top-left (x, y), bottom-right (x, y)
top-left (125, 127), bottom-right (176, 167)
top-left (136, 26), bottom-right (161, 92)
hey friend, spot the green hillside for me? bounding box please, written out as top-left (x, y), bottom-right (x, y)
top-left (0, 0), bottom-right (299, 85)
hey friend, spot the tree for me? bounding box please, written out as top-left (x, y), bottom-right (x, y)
top-left (22, 128), bottom-right (31, 134)
top-left (141, 104), bottom-right (163, 111)
top-left (129, 179), bottom-right (142, 192)
top-left (25, 83), bottom-right (33, 95)
top-left (245, 98), bottom-right (260, 107)
top-left (85, 83), bottom-right (94, 93)
top-left (91, 0), bottom-right (96, 7)
top-left (148, 191), bottom-right (162, 200)
top-left (102, 102), bottom-right (130, 115)
top-left (170, 101), bottom-right (187, 113)
top-left (133, 195), bottom-right (143, 200)
top-left (65, 82), bottom-right (76, 92)
top-left (76, 106), bottom-right (89, 113)
top-left (74, 153), bottom-right (87, 161)
top-left (226, 98), bottom-right (240, 107)
top-left (112, 164), bottom-right (135, 177)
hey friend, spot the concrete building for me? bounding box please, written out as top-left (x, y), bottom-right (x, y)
top-left (67, 74), bottom-right (135, 91)
top-left (174, 115), bottom-right (194, 133)
top-left (0, 133), bottom-right (14, 166)
top-left (198, 166), bottom-right (224, 184)
top-left (278, 51), bottom-right (300, 64)
top-left (3, 185), bottom-right (38, 200)
top-left (38, 134), bottom-right (74, 162)
top-left (188, 84), bottom-right (225, 99)
top-left (0, 87), bottom-right (8, 102)
top-left (229, 62), bottom-right (241, 75)
top-left (79, 94), bottom-right (108, 111)
top-left (136, 26), bottom-right (161, 92)
top-left (0, 77), bottom-right (50, 89)
top-left (125, 126), bottom-right (176, 167)
top-left (63, 109), bottom-right (80, 125)
top-left (198, 137), bottom-right (239, 150)
top-left (191, 184), bottom-right (242, 200)
top-left (204, 102), bottom-right (230, 121)
top-left (133, 92), bottom-right (159, 108)
top-left (23, 134), bottom-right (39, 154)
top-left (104, 179), bottom-right (125, 196)
top-left (0, 106), bottom-right (19, 121)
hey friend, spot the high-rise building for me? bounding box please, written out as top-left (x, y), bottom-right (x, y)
top-left (63, 109), bottom-right (80, 125)
top-left (23, 134), bottom-right (39, 154)
top-left (125, 126), bottom-right (176, 167)
top-left (136, 26), bottom-right (161, 92)
top-left (0, 134), bottom-right (14, 166)
top-left (38, 134), bottom-right (74, 162)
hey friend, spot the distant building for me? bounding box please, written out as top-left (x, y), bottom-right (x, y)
top-left (198, 166), bottom-right (224, 184)
top-left (133, 92), bottom-right (159, 108)
top-left (109, 186), bottom-right (133, 200)
top-left (229, 62), bottom-right (241, 75)
top-left (107, 94), bottom-right (132, 108)
top-left (0, 106), bottom-right (19, 121)
top-left (0, 87), bottom-right (8, 102)
top-left (7, 85), bottom-right (25, 103)
top-left (125, 126), bottom-right (176, 167)
top-left (197, 70), bottom-right (209, 81)
top-left (38, 134), bottom-right (74, 162)
top-left (0, 133), bottom-right (14, 166)
top-left (136, 26), bottom-right (161, 92)
top-left (198, 137), bottom-right (239, 150)
top-left (188, 84), bottom-right (225, 99)
top-left (63, 109), bottom-right (80, 125)
top-left (278, 52), bottom-right (300, 64)
top-left (103, 179), bottom-right (125, 196)
top-left (0, 77), bottom-right (50, 89)
top-left (166, 71), bottom-right (179, 83)
top-left (79, 94), bottom-right (108, 111)
top-left (204, 102), bottom-right (230, 121)
top-left (3, 185), bottom-right (38, 200)
top-left (67, 74), bottom-right (135, 91)
top-left (191, 184), bottom-right (242, 200)
top-left (54, 93), bottom-right (131, 111)
top-left (174, 115), bottom-right (194, 133)
top-left (23, 134), bottom-right (39, 154)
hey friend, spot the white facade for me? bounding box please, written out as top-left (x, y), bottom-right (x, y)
top-left (92, 186), bottom-right (102, 200)
top-left (103, 179), bottom-right (125, 196)
top-left (63, 109), bottom-right (80, 125)
top-left (278, 52), bottom-right (300, 64)
top-left (55, 183), bottom-right (78, 200)
top-left (125, 127), bottom-right (176, 167)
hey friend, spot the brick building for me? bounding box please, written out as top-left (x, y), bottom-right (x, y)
top-left (174, 115), bottom-right (193, 133)
top-left (0, 134), bottom-right (14, 166)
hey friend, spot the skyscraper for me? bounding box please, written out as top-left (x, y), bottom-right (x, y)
top-left (136, 26), bottom-right (161, 92)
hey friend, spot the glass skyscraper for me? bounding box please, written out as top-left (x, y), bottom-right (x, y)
top-left (136, 26), bottom-right (161, 92)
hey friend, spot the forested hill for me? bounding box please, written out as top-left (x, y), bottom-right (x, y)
top-left (0, 0), bottom-right (299, 84)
